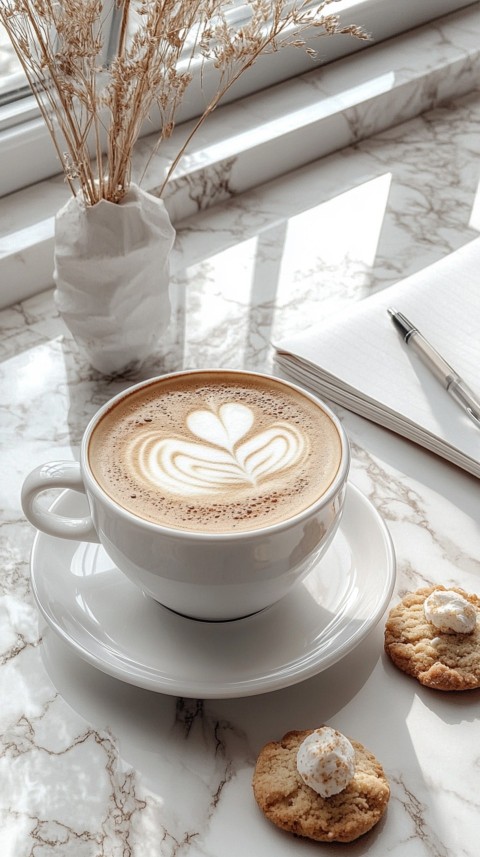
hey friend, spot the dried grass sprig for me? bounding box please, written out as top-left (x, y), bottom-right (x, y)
top-left (0, 0), bottom-right (368, 204)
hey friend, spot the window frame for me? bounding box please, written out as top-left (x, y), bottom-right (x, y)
top-left (0, 0), bottom-right (477, 197)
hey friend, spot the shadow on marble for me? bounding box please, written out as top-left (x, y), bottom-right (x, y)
top-left (382, 654), bottom-right (480, 726)
top-left (40, 615), bottom-right (383, 769)
top-left (38, 615), bottom-right (469, 855)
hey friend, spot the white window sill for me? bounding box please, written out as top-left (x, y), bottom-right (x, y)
top-left (0, 2), bottom-right (479, 311)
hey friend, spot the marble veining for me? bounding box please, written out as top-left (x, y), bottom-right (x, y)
top-left (1, 21), bottom-right (480, 857)
top-left (1, 4), bottom-right (480, 309)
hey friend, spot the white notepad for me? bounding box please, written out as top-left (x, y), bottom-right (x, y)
top-left (274, 238), bottom-right (480, 478)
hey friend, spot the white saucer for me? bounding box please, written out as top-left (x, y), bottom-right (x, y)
top-left (30, 483), bottom-right (395, 698)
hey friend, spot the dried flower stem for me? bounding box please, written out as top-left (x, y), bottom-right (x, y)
top-left (0, 0), bottom-right (368, 205)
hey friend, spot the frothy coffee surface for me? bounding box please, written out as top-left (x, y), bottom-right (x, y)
top-left (88, 372), bottom-right (342, 533)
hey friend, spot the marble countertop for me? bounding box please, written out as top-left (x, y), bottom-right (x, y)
top-left (1, 65), bottom-right (480, 857)
top-left (2, 2), bottom-right (480, 309)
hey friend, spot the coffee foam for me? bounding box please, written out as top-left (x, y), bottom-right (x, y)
top-left (88, 372), bottom-right (342, 533)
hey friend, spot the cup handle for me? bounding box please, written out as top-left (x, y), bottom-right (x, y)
top-left (21, 461), bottom-right (99, 543)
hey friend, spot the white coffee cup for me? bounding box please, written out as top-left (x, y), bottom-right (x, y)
top-left (22, 370), bottom-right (350, 621)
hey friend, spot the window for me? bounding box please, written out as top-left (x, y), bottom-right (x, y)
top-left (0, 0), bottom-right (477, 197)
top-left (0, 24), bottom-right (23, 97)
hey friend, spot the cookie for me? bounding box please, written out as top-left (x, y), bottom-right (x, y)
top-left (252, 729), bottom-right (390, 843)
top-left (384, 585), bottom-right (480, 691)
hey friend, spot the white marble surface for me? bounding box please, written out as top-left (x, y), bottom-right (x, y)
top-left (1, 3), bottom-right (480, 308)
top-left (1, 64), bottom-right (480, 857)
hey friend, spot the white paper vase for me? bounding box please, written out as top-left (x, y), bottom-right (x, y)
top-left (53, 183), bottom-right (176, 375)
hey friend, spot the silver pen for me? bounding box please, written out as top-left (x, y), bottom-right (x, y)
top-left (387, 307), bottom-right (480, 429)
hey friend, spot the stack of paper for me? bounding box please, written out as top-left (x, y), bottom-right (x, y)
top-left (274, 238), bottom-right (480, 478)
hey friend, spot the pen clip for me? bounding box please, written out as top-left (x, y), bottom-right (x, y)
top-left (466, 407), bottom-right (480, 429)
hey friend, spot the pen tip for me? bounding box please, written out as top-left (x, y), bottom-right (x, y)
top-left (387, 307), bottom-right (397, 318)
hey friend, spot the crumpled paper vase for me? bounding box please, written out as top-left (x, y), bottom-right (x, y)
top-left (53, 183), bottom-right (176, 375)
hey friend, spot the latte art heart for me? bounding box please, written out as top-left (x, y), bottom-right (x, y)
top-left (127, 403), bottom-right (306, 496)
top-left (89, 371), bottom-right (343, 532)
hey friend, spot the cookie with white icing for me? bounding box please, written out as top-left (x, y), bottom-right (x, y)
top-left (252, 727), bottom-right (390, 843)
top-left (384, 585), bottom-right (480, 690)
